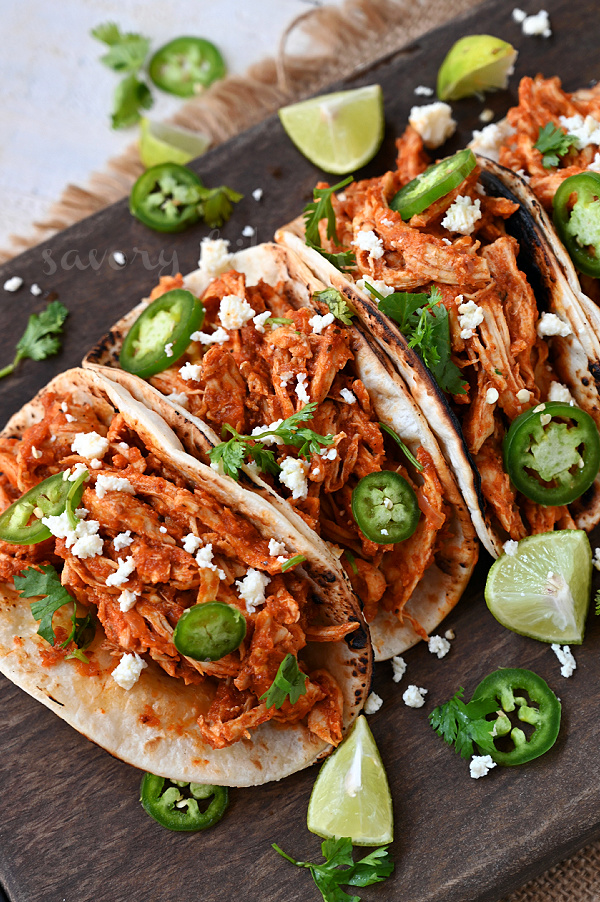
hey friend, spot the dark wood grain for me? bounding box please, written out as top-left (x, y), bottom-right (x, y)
top-left (1, 1), bottom-right (599, 901)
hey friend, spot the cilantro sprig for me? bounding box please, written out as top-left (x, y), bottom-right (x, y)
top-left (260, 653), bottom-right (308, 708)
top-left (92, 23), bottom-right (154, 129)
top-left (534, 123), bottom-right (578, 169)
top-left (303, 177), bottom-right (356, 272)
top-left (14, 564), bottom-right (95, 659)
top-left (378, 422), bottom-right (424, 472)
top-left (313, 288), bottom-right (355, 325)
top-left (280, 554), bottom-right (307, 573)
top-left (208, 403), bottom-right (334, 481)
top-left (0, 301), bottom-right (69, 380)
top-left (273, 836), bottom-right (394, 902)
top-left (429, 688), bottom-right (497, 759)
top-left (369, 284), bottom-right (467, 395)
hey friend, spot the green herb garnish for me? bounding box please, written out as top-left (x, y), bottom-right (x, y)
top-left (0, 301), bottom-right (69, 381)
top-left (594, 587), bottom-right (600, 615)
top-left (303, 177), bottom-right (356, 271)
top-left (208, 403), bottom-right (334, 481)
top-left (92, 23), bottom-right (153, 128)
top-left (534, 123), bottom-right (578, 169)
top-left (378, 422), bottom-right (424, 472)
top-left (280, 554), bottom-right (307, 572)
top-left (344, 549), bottom-right (359, 575)
top-left (313, 288), bottom-right (355, 325)
top-left (199, 185), bottom-right (244, 229)
top-left (429, 687), bottom-right (497, 759)
top-left (273, 836), bottom-right (394, 902)
top-left (260, 653), bottom-right (308, 708)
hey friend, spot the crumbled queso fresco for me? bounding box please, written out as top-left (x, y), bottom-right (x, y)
top-left (469, 755), bottom-right (497, 779)
top-left (457, 299), bottom-right (485, 339)
top-left (391, 655), bottom-right (407, 682)
top-left (355, 278), bottom-right (395, 301)
top-left (469, 120), bottom-right (516, 164)
top-left (219, 294), bottom-right (255, 330)
top-left (428, 635), bottom-right (451, 658)
top-left (364, 692), bottom-right (383, 714)
top-left (551, 644), bottom-right (576, 678)
top-left (279, 457), bottom-right (309, 500)
top-left (558, 113), bottom-right (600, 150)
top-left (503, 539), bottom-right (519, 556)
top-left (106, 555), bottom-right (136, 588)
top-left (198, 237), bottom-right (233, 278)
top-left (3, 276), bottom-right (23, 292)
top-left (189, 327), bottom-right (229, 346)
top-left (402, 685), bottom-right (428, 708)
top-left (70, 431), bottom-right (109, 460)
top-left (94, 475), bottom-right (135, 500)
top-left (309, 312), bottom-right (335, 334)
top-left (512, 8), bottom-right (552, 38)
top-left (353, 229), bottom-right (384, 260)
top-left (235, 568), bottom-right (270, 614)
top-left (112, 652), bottom-right (147, 690)
top-left (537, 312), bottom-right (572, 338)
top-left (409, 101), bottom-right (456, 148)
top-left (442, 196), bottom-right (482, 236)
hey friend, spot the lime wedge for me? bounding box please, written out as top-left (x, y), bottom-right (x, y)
top-left (307, 715), bottom-right (393, 846)
top-left (139, 118), bottom-right (211, 168)
top-left (278, 85), bottom-right (384, 175)
top-left (437, 35), bottom-right (518, 101)
top-left (485, 530), bottom-right (592, 644)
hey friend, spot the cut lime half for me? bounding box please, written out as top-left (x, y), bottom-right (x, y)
top-left (485, 530), bottom-right (592, 644)
top-left (278, 84), bottom-right (384, 175)
top-left (139, 118), bottom-right (211, 168)
top-left (437, 35), bottom-right (518, 101)
top-left (307, 715), bottom-right (393, 846)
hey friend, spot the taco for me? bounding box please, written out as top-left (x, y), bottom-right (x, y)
top-left (83, 241), bottom-right (478, 661)
top-left (0, 367), bottom-right (372, 786)
top-left (275, 140), bottom-right (600, 557)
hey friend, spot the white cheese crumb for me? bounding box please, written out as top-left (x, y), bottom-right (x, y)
top-left (537, 312), bottom-right (572, 338)
top-left (512, 7), bottom-right (527, 22)
top-left (189, 327), bottom-right (229, 345)
top-left (251, 419), bottom-right (284, 446)
top-left (470, 755), bottom-right (497, 779)
top-left (112, 251), bottom-right (126, 266)
top-left (534, 403), bottom-right (546, 413)
top-left (295, 372), bottom-right (311, 405)
top-left (30, 283), bottom-right (42, 296)
top-left (166, 391), bottom-right (189, 408)
top-left (428, 635), bottom-right (451, 658)
top-left (442, 195), bottom-right (482, 236)
top-left (67, 462), bottom-right (89, 483)
top-left (519, 9), bottom-right (552, 37)
top-left (588, 152), bottom-right (600, 173)
top-left (61, 402), bottom-right (68, 413)
top-left (71, 432), bottom-right (110, 460)
top-left (558, 113), bottom-right (600, 150)
top-left (42, 512), bottom-right (103, 559)
top-left (90, 458), bottom-right (102, 470)
top-left (383, 497), bottom-right (393, 510)
top-left (340, 387), bottom-right (357, 404)
top-left (179, 362), bottom-right (203, 381)
top-left (106, 556), bottom-right (136, 588)
top-left (540, 413), bottom-right (552, 426)
top-left (475, 182), bottom-right (486, 196)
top-left (252, 188), bottom-right (263, 201)
top-left (242, 225), bottom-right (255, 238)
top-left (279, 457), bottom-right (309, 500)
top-left (353, 229), bottom-right (384, 260)
top-left (198, 237), bottom-right (232, 277)
top-left (444, 629), bottom-right (455, 641)
top-left (391, 655), bottom-right (407, 683)
top-left (95, 475), bottom-right (135, 500)
top-left (195, 543), bottom-right (226, 580)
top-left (503, 539), bottom-right (519, 556)
top-left (65, 413), bottom-right (75, 423)
top-left (182, 533), bottom-right (202, 555)
top-left (458, 299), bottom-right (485, 339)
top-left (164, 342), bottom-right (174, 358)
top-left (236, 568), bottom-right (270, 614)
top-left (403, 685), bottom-right (428, 708)
top-left (364, 691), bottom-right (383, 714)
top-left (414, 85), bottom-right (434, 96)
top-left (3, 276), bottom-right (23, 292)
top-left (268, 539), bottom-right (286, 557)
top-left (517, 388), bottom-right (532, 403)
top-left (118, 589), bottom-right (139, 612)
top-left (479, 108), bottom-right (495, 124)
top-left (112, 652), bottom-right (147, 690)
top-left (159, 526), bottom-right (167, 534)
top-left (219, 294), bottom-right (255, 330)
top-left (551, 643), bottom-right (576, 678)
top-left (252, 310), bottom-right (271, 333)
top-left (593, 547), bottom-right (600, 571)
top-left (380, 528), bottom-right (389, 536)
top-left (469, 120), bottom-right (516, 163)
top-left (442, 237), bottom-right (452, 246)
top-left (485, 387), bottom-right (499, 404)
top-left (31, 445), bottom-right (42, 460)
top-left (309, 311), bottom-right (335, 334)
top-left (320, 446), bottom-right (337, 460)
top-left (409, 101), bottom-right (456, 148)
top-left (113, 531), bottom-right (133, 551)
top-left (355, 278), bottom-right (395, 301)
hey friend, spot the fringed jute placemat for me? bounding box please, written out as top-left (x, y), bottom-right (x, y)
top-left (3, 0), bottom-right (600, 898)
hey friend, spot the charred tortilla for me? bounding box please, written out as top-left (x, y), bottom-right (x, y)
top-left (0, 368), bottom-right (371, 786)
top-left (84, 242), bottom-right (478, 661)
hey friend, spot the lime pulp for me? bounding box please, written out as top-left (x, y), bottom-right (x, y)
top-left (437, 35), bottom-right (518, 101)
top-left (139, 118), bottom-right (210, 168)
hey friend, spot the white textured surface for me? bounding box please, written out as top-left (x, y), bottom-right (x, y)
top-left (0, 0), bottom-right (339, 250)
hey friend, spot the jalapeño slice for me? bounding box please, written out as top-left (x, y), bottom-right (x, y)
top-left (149, 37), bottom-right (226, 98)
top-left (173, 602), bottom-right (246, 661)
top-left (130, 163), bottom-right (204, 233)
top-left (503, 401), bottom-right (600, 506)
top-left (0, 471), bottom-right (87, 545)
top-left (140, 773), bottom-right (229, 831)
top-left (390, 148), bottom-right (477, 220)
top-left (472, 668), bottom-right (561, 766)
top-left (553, 171), bottom-right (600, 279)
top-left (119, 289), bottom-right (204, 379)
top-left (351, 470), bottom-right (420, 545)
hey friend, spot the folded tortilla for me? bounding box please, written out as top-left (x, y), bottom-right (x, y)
top-left (0, 368), bottom-right (372, 786)
top-left (275, 158), bottom-right (600, 557)
top-left (84, 242), bottom-right (478, 661)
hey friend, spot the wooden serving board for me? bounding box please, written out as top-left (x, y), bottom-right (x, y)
top-left (1, 1), bottom-right (600, 900)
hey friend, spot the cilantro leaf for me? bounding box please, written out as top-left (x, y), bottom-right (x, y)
top-left (280, 554), bottom-right (307, 572)
top-left (208, 404), bottom-right (333, 481)
top-left (378, 422), bottom-right (424, 472)
top-left (595, 587), bottom-right (600, 615)
top-left (111, 73), bottom-right (153, 129)
top-left (61, 607), bottom-right (96, 662)
top-left (374, 285), bottom-right (467, 396)
top-left (429, 688), bottom-right (497, 759)
top-left (303, 177), bottom-right (356, 272)
top-left (313, 288), bottom-right (355, 325)
top-left (91, 23), bottom-right (150, 73)
top-left (534, 123), bottom-right (579, 169)
top-left (273, 837), bottom-right (394, 902)
top-left (14, 564), bottom-right (76, 646)
top-left (260, 653), bottom-right (308, 708)
top-left (0, 301), bottom-right (69, 381)
top-left (199, 185), bottom-right (244, 229)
